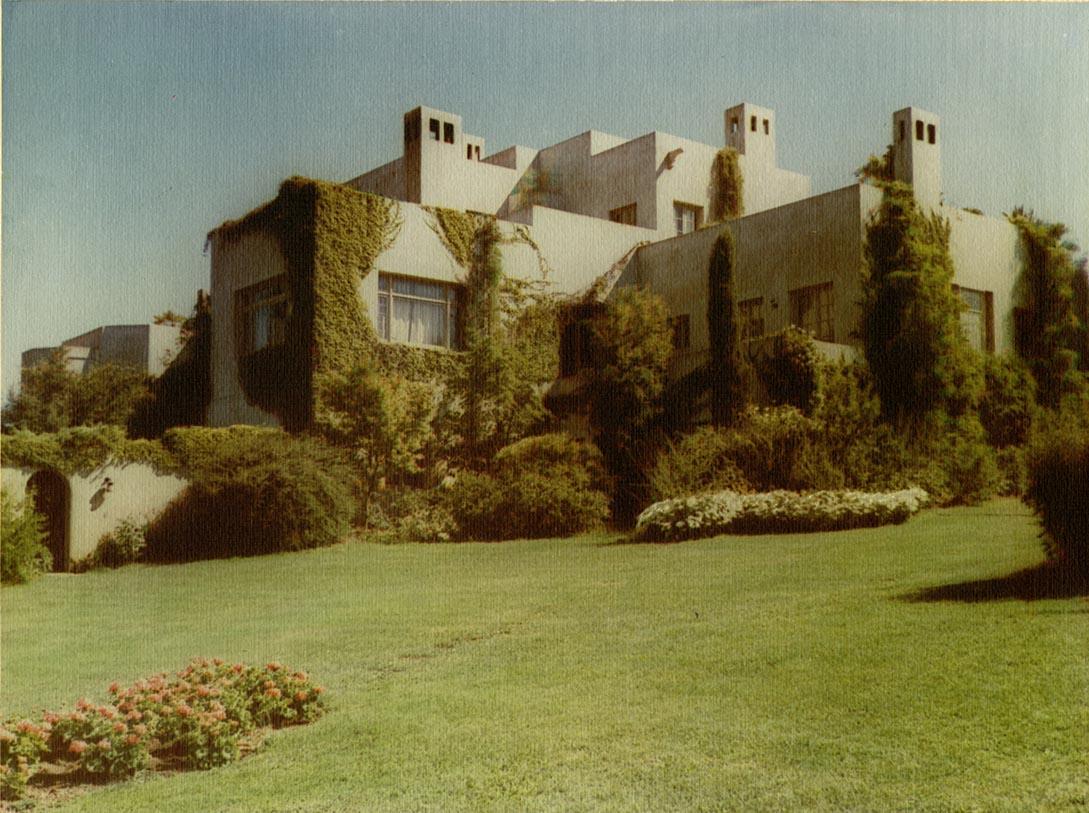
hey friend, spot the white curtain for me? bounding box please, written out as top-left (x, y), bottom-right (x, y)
top-left (391, 298), bottom-right (447, 346)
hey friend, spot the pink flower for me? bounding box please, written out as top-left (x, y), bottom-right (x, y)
top-left (113, 722), bottom-right (127, 733)
top-left (125, 734), bottom-right (140, 745)
top-left (295, 691), bottom-right (308, 702)
top-left (148, 693), bottom-right (163, 704)
top-left (313, 686), bottom-right (325, 695)
top-left (133, 724), bottom-right (147, 736)
top-left (293, 671), bottom-right (309, 682)
top-left (212, 709), bottom-right (226, 721)
top-left (196, 686), bottom-right (211, 698)
top-left (266, 662), bottom-right (283, 672)
top-left (96, 739), bottom-right (111, 750)
top-left (265, 688), bottom-right (281, 699)
top-left (68, 740), bottom-right (89, 755)
top-left (75, 698), bottom-right (92, 711)
top-left (231, 663), bottom-right (244, 674)
top-left (176, 705), bottom-right (192, 718)
top-left (108, 682), bottom-right (121, 694)
top-left (212, 658), bottom-right (224, 666)
top-left (15, 720), bottom-right (35, 734)
top-left (126, 710), bottom-right (143, 721)
top-left (97, 706), bottom-right (116, 719)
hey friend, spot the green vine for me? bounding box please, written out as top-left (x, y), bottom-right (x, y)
top-left (710, 148), bottom-right (744, 222)
top-left (208, 177), bottom-right (401, 430)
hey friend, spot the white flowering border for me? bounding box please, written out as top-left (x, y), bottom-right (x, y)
top-left (633, 488), bottom-right (929, 542)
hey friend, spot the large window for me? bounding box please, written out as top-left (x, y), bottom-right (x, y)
top-left (609, 203), bottom-right (637, 226)
top-left (235, 275), bottom-right (289, 356)
top-left (738, 297), bottom-right (765, 341)
top-left (673, 202), bottom-right (703, 236)
top-left (954, 285), bottom-right (994, 353)
top-left (789, 282), bottom-right (835, 342)
top-left (377, 274), bottom-right (461, 349)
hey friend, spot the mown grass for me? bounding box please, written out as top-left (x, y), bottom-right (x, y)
top-left (2, 500), bottom-right (1086, 811)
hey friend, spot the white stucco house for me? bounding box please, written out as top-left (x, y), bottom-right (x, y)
top-left (207, 102), bottom-right (1022, 428)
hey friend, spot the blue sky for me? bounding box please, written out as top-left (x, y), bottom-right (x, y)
top-left (4, 2), bottom-right (1088, 396)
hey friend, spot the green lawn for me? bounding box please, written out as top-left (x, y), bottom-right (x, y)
top-left (3, 500), bottom-right (1086, 812)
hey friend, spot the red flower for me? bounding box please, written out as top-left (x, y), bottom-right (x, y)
top-left (265, 687), bottom-right (281, 699)
top-left (68, 740), bottom-right (89, 755)
top-left (295, 691), bottom-right (308, 702)
top-left (108, 682), bottom-right (121, 694)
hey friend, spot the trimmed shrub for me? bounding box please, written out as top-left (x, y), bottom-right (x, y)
top-left (634, 488), bottom-right (929, 542)
top-left (446, 433), bottom-right (610, 540)
top-left (74, 519), bottom-right (147, 571)
top-left (649, 427), bottom-right (752, 501)
top-left (753, 327), bottom-right (822, 415)
top-left (979, 355), bottom-right (1037, 448)
top-left (1025, 428), bottom-right (1089, 572)
top-left (146, 430), bottom-right (354, 562)
top-left (924, 415), bottom-right (1002, 506)
top-left (1, 488), bottom-right (51, 584)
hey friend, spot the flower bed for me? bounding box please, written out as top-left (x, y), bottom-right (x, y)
top-left (0, 659), bottom-right (325, 801)
top-left (633, 488), bottom-right (928, 542)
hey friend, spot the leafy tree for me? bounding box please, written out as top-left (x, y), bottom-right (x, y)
top-left (129, 294), bottom-right (212, 438)
top-left (588, 286), bottom-right (673, 524)
top-left (3, 350), bottom-right (149, 433)
top-left (861, 182), bottom-right (981, 432)
top-left (1009, 208), bottom-right (1085, 405)
top-left (706, 228), bottom-right (747, 425)
top-left (314, 363), bottom-right (432, 525)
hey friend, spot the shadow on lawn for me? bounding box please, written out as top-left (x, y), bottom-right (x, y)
top-left (903, 562), bottom-right (1089, 603)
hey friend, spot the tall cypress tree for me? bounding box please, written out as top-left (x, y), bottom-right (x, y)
top-left (706, 228), bottom-right (746, 426)
top-left (862, 182), bottom-right (981, 430)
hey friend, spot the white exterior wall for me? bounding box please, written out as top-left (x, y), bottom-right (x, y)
top-left (208, 230), bottom-right (287, 428)
top-left (629, 184), bottom-right (880, 371)
top-left (945, 206), bottom-right (1021, 354)
top-left (347, 157), bottom-right (406, 201)
top-left (3, 464), bottom-right (188, 567)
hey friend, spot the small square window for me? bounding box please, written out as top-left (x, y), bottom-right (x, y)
top-left (443, 122), bottom-right (454, 144)
top-left (927, 124), bottom-right (936, 144)
top-left (762, 119), bottom-right (769, 135)
top-left (738, 298), bottom-right (765, 341)
top-left (789, 282), bottom-right (835, 342)
top-left (475, 145), bottom-right (481, 160)
top-left (915, 120), bottom-right (924, 141)
top-left (673, 202), bottom-right (703, 236)
top-left (429, 118), bottom-right (440, 141)
top-left (750, 115), bottom-right (757, 132)
top-left (609, 203), bottom-right (637, 226)
top-left (467, 145), bottom-right (473, 160)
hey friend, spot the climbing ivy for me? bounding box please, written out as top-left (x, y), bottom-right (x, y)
top-left (208, 177), bottom-right (401, 430)
top-left (710, 148), bottom-right (744, 222)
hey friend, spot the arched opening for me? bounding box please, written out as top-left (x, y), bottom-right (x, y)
top-left (27, 469), bottom-right (70, 572)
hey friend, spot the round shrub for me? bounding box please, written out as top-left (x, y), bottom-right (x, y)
top-left (1, 488), bottom-right (51, 584)
top-left (74, 519), bottom-right (147, 571)
top-left (446, 433), bottom-right (610, 540)
top-left (753, 327), bottom-right (822, 415)
top-left (649, 428), bottom-right (752, 501)
top-left (145, 430), bottom-right (355, 562)
top-left (1025, 428), bottom-right (1089, 572)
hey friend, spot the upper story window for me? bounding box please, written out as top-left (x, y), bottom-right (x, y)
top-left (750, 115), bottom-right (757, 132)
top-left (762, 119), bottom-right (769, 135)
top-left (428, 118), bottom-right (440, 141)
top-left (235, 275), bottom-right (289, 356)
top-left (377, 274), bottom-right (462, 350)
top-left (789, 282), bottom-right (834, 342)
top-left (609, 203), bottom-right (637, 226)
top-left (954, 285), bottom-right (994, 353)
top-left (927, 123), bottom-right (936, 144)
top-left (443, 122), bottom-right (454, 144)
top-left (673, 202), bottom-right (703, 236)
top-left (915, 120), bottom-right (924, 141)
top-left (738, 297), bottom-right (765, 341)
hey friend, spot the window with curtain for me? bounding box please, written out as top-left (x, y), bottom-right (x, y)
top-left (377, 274), bottom-right (462, 349)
